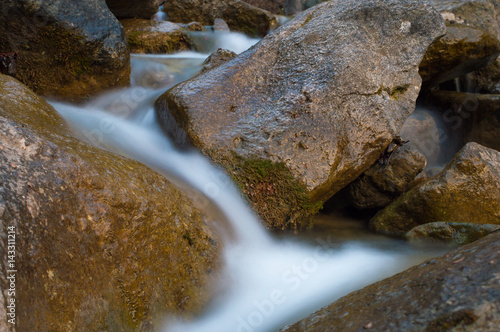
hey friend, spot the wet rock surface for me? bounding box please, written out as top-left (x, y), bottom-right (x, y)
top-left (419, 23), bottom-right (500, 85)
top-left (0, 0), bottom-right (130, 102)
top-left (427, 90), bottom-right (500, 151)
top-left (406, 221), bottom-right (500, 245)
top-left (121, 19), bottom-right (191, 54)
top-left (201, 49), bottom-right (237, 74)
top-left (163, 0), bottom-right (277, 37)
top-left (0, 74), bottom-right (220, 331)
top-left (347, 145), bottom-right (426, 210)
top-left (156, 0), bottom-right (445, 229)
top-left (369, 142), bottom-right (500, 237)
top-left (281, 231), bottom-right (500, 332)
top-left (105, 0), bottom-right (162, 19)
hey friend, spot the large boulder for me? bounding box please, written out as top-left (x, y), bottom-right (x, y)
top-left (347, 145), bottom-right (427, 210)
top-left (0, 74), bottom-right (220, 330)
top-left (369, 142), bottom-right (500, 237)
top-left (281, 231), bottom-right (500, 332)
top-left (283, 0), bottom-right (326, 16)
top-left (429, 0), bottom-right (500, 41)
top-left (156, 0), bottom-right (446, 229)
top-left (427, 90), bottom-right (500, 151)
top-left (0, 0), bottom-right (130, 102)
top-left (105, 0), bottom-right (161, 19)
top-left (419, 23), bottom-right (500, 85)
top-left (162, 0), bottom-right (278, 37)
top-left (405, 221), bottom-right (500, 245)
top-left (121, 19), bottom-right (191, 54)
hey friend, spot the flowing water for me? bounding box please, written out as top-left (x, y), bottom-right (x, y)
top-left (49, 32), bottom-right (448, 332)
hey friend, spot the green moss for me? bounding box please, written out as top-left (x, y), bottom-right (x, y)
top-left (426, 309), bottom-right (478, 331)
top-left (302, 14), bottom-right (314, 27)
top-left (208, 151), bottom-right (321, 230)
top-left (376, 85), bottom-right (409, 100)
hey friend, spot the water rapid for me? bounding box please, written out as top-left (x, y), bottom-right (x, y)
top-left (49, 33), bottom-right (446, 332)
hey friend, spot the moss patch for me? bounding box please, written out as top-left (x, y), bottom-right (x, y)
top-left (207, 150), bottom-right (322, 230)
top-left (377, 85), bottom-right (409, 100)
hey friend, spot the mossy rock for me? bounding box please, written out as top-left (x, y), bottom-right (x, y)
top-left (121, 19), bottom-right (192, 54)
top-left (0, 0), bottom-right (130, 102)
top-left (405, 221), bottom-right (500, 245)
top-left (0, 74), bottom-right (220, 331)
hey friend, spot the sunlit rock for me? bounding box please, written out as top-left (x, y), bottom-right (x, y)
top-left (156, 0), bottom-right (445, 229)
top-left (369, 142), bottom-right (500, 237)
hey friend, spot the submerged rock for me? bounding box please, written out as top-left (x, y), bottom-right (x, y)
top-left (369, 142), bottom-right (500, 237)
top-left (347, 145), bottom-right (426, 210)
top-left (427, 90), bottom-right (500, 151)
top-left (0, 0), bottom-right (130, 102)
top-left (105, 0), bottom-right (162, 19)
top-left (156, 0), bottom-right (445, 229)
top-left (405, 221), bottom-right (500, 245)
top-left (121, 19), bottom-right (191, 54)
top-left (163, 0), bottom-right (277, 37)
top-left (419, 24), bottom-right (500, 85)
top-left (281, 231), bottom-right (500, 332)
top-left (0, 74), bottom-right (220, 331)
top-left (429, 0), bottom-right (500, 41)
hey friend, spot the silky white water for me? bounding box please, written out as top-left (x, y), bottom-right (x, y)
top-left (50, 32), bottom-right (445, 332)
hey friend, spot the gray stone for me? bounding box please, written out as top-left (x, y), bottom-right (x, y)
top-left (405, 221), bottom-right (500, 245)
top-left (155, 0), bottom-right (445, 229)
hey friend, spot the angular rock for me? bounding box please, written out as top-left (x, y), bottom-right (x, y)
top-left (243, 0), bottom-right (286, 15)
top-left (281, 231), bottom-right (500, 332)
top-left (106, 0), bottom-right (161, 19)
top-left (405, 221), bottom-right (500, 245)
top-left (156, 0), bottom-right (445, 229)
top-left (347, 145), bottom-right (426, 210)
top-left (201, 49), bottom-right (237, 74)
top-left (429, 0), bottom-right (500, 41)
top-left (0, 74), bottom-right (220, 331)
top-left (163, 0), bottom-right (278, 37)
top-left (419, 24), bottom-right (500, 85)
top-left (427, 90), bottom-right (500, 151)
top-left (369, 142), bottom-right (500, 237)
top-left (121, 19), bottom-right (191, 54)
top-left (0, 0), bottom-right (130, 102)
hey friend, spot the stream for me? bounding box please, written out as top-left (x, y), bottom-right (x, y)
top-left (49, 32), bottom-right (449, 332)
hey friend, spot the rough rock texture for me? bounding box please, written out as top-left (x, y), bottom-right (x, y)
top-left (427, 91), bottom-right (500, 151)
top-left (156, 0), bottom-right (445, 229)
top-left (465, 55), bottom-right (500, 94)
top-left (213, 18), bottom-right (230, 32)
top-left (347, 145), bottom-right (426, 210)
top-left (406, 222), bottom-right (500, 245)
top-left (243, 0), bottom-right (286, 15)
top-left (369, 142), bottom-right (500, 237)
top-left (105, 0), bottom-right (161, 19)
top-left (0, 75), bottom-right (220, 331)
top-left (0, 0), bottom-right (130, 102)
top-left (201, 49), bottom-right (237, 74)
top-left (429, 0), bottom-right (500, 41)
top-left (419, 23), bottom-right (500, 85)
top-left (281, 231), bottom-right (500, 332)
top-left (163, 0), bottom-right (277, 37)
top-left (284, 0), bottom-right (326, 15)
top-left (121, 19), bottom-right (191, 54)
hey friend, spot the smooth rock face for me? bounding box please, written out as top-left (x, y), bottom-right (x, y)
top-left (426, 91), bottom-right (500, 151)
top-left (420, 23), bottom-right (500, 85)
top-left (163, 0), bottom-right (277, 37)
top-left (429, 0), bottom-right (500, 41)
top-left (156, 0), bottom-right (445, 229)
top-left (0, 74), bottom-right (220, 331)
top-left (347, 145), bottom-right (426, 210)
top-left (121, 19), bottom-right (191, 54)
top-left (369, 142), bottom-right (500, 237)
top-left (243, 0), bottom-right (286, 15)
top-left (405, 221), bottom-right (500, 244)
top-left (281, 232), bottom-right (500, 332)
top-left (0, 0), bottom-right (130, 102)
top-left (106, 0), bottom-right (161, 19)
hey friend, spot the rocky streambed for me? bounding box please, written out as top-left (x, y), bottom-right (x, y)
top-left (1, 0), bottom-right (499, 331)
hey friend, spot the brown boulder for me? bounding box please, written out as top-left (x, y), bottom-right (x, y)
top-left (106, 0), bottom-right (162, 19)
top-left (0, 74), bottom-right (220, 330)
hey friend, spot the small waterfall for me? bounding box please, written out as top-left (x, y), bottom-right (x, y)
top-left (50, 33), bottom-right (445, 332)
